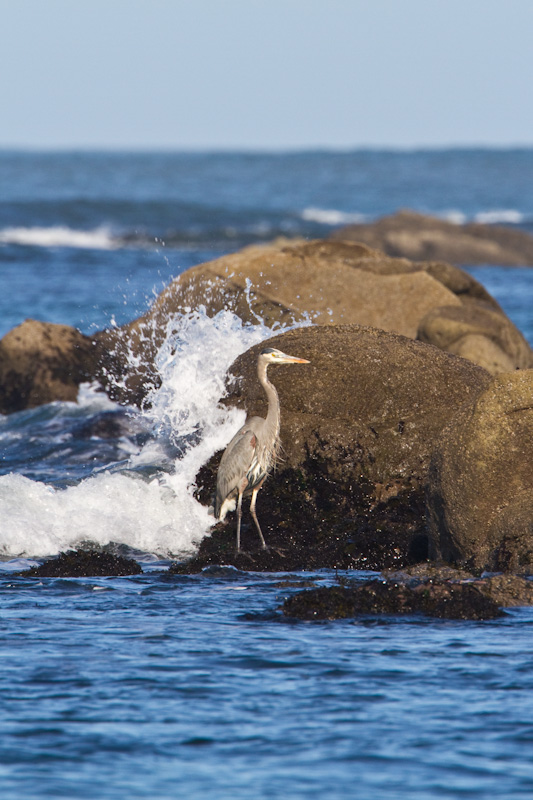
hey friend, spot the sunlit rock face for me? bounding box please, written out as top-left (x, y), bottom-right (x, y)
top-left (93, 238), bottom-right (532, 405)
top-left (427, 369), bottom-right (533, 573)
top-left (0, 319), bottom-right (96, 414)
top-left (1, 239), bottom-right (530, 413)
top-left (331, 209), bottom-right (533, 266)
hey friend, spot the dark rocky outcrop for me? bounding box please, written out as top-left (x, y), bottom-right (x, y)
top-left (0, 319), bottom-right (96, 414)
top-left (281, 580), bottom-right (504, 620)
top-left (171, 470), bottom-right (429, 573)
top-left (427, 370), bottom-right (533, 572)
top-left (331, 209), bottom-right (533, 266)
top-left (382, 563), bottom-right (533, 606)
top-left (18, 548), bottom-right (143, 577)
top-left (281, 563), bottom-right (533, 620)
top-left (172, 324), bottom-right (491, 573)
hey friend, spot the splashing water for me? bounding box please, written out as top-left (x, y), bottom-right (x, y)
top-left (0, 307), bottom-right (301, 560)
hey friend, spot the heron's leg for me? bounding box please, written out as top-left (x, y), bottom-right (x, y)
top-left (250, 486), bottom-right (268, 550)
top-left (236, 491), bottom-right (244, 553)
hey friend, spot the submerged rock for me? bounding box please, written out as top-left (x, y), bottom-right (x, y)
top-left (427, 370), bottom-right (533, 572)
top-left (383, 564), bottom-right (533, 607)
top-left (331, 209), bottom-right (533, 266)
top-left (19, 549), bottom-right (143, 577)
top-left (281, 564), bottom-right (532, 621)
top-left (281, 580), bottom-right (504, 620)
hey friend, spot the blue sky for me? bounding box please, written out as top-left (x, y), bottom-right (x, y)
top-left (2, 0), bottom-right (532, 150)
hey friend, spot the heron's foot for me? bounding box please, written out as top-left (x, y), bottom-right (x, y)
top-left (235, 548), bottom-right (254, 561)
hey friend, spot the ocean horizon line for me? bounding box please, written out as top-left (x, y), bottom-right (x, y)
top-left (1, 143), bottom-right (533, 156)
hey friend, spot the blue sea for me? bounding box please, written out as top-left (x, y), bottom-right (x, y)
top-left (1, 149), bottom-right (533, 799)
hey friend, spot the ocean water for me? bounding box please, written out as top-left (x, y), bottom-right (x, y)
top-left (1, 149), bottom-right (533, 798)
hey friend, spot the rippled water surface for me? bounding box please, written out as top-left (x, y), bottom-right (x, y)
top-left (2, 565), bottom-right (533, 800)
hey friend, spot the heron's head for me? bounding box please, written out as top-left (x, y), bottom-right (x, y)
top-left (259, 347), bottom-right (310, 365)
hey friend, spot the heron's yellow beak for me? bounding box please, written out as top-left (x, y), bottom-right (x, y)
top-left (280, 354), bottom-right (310, 364)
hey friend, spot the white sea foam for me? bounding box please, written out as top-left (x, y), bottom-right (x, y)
top-left (301, 207), bottom-right (366, 226)
top-left (0, 307), bottom-right (297, 559)
top-left (437, 209), bottom-right (526, 226)
top-left (0, 471), bottom-right (188, 558)
top-left (474, 209), bottom-right (525, 225)
top-left (439, 210), bottom-right (467, 225)
top-left (0, 225), bottom-right (119, 250)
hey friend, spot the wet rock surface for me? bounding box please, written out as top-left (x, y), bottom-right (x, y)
top-left (331, 209), bottom-right (533, 266)
top-left (281, 580), bottom-right (504, 620)
top-left (172, 459), bottom-right (429, 574)
top-left (19, 549), bottom-right (143, 577)
top-left (280, 561), bottom-right (531, 620)
top-left (383, 564), bottom-right (533, 606)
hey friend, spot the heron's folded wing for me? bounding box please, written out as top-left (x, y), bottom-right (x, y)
top-left (215, 426), bottom-right (258, 515)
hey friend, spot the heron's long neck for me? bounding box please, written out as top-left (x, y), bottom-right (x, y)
top-left (258, 360), bottom-right (280, 438)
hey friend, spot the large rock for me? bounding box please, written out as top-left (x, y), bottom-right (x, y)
top-left (1, 240), bottom-right (530, 412)
top-left (94, 239), bottom-right (531, 404)
top-left (427, 370), bottom-right (533, 572)
top-left (0, 319), bottom-right (96, 414)
top-left (221, 325), bottom-right (490, 485)
top-left (418, 304), bottom-right (532, 373)
top-left (331, 209), bottom-right (533, 266)
top-left (180, 324), bottom-right (491, 572)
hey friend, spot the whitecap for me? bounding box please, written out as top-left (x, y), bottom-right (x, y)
top-left (300, 207), bottom-right (366, 226)
top-left (0, 225), bottom-right (120, 250)
top-left (474, 209), bottom-right (525, 225)
top-left (437, 210), bottom-right (467, 225)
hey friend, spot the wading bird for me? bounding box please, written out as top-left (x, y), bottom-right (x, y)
top-left (215, 347), bottom-right (310, 553)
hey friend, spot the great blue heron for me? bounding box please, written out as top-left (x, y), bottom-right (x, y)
top-left (215, 346), bottom-right (310, 553)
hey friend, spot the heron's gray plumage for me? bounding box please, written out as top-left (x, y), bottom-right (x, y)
top-left (215, 347), bottom-right (309, 552)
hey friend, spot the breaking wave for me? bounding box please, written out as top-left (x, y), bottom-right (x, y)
top-left (0, 307), bottom-right (307, 559)
top-left (0, 225), bottom-right (120, 250)
top-left (300, 207), bottom-right (366, 225)
top-left (439, 209), bottom-right (528, 226)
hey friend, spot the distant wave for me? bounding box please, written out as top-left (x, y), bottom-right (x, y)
top-left (474, 209), bottom-right (526, 225)
top-left (302, 207), bottom-right (530, 228)
top-left (439, 209), bottom-right (527, 226)
top-left (0, 222), bottom-right (301, 251)
top-left (300, 207), bottom-right (366, 226)
top-left (0, 225), bottom-right (120, 250)
top-left (0, 209), bottom-right (529, 253)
